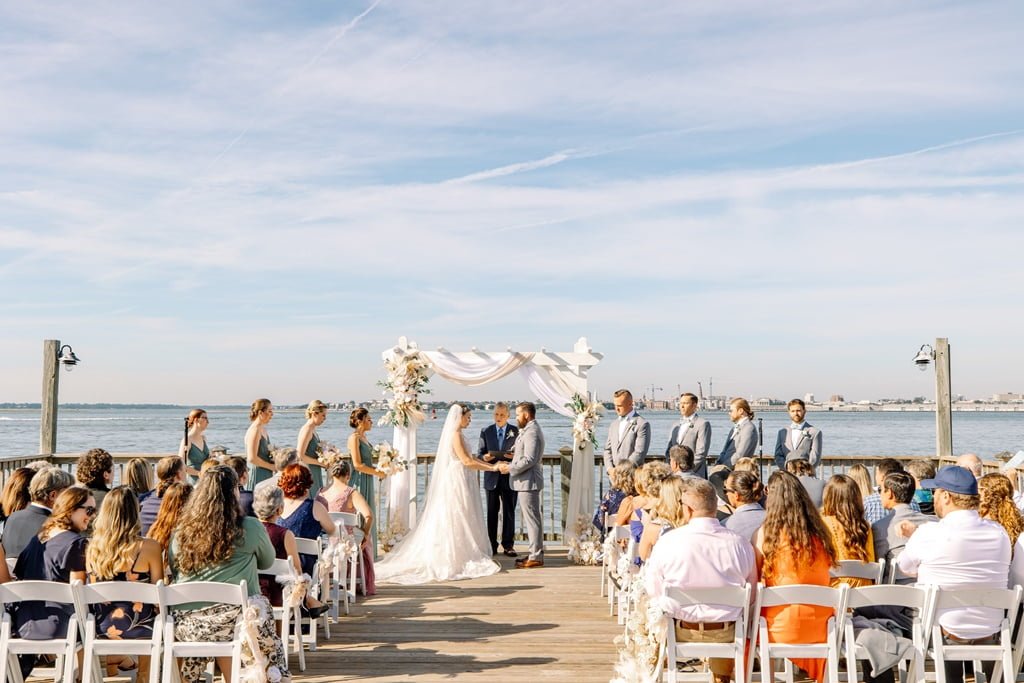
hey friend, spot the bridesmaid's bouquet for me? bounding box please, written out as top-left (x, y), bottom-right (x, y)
top-left (373, 441), bottom-right (406, 476)
top-left (317, 442), bottom-right (344, 469)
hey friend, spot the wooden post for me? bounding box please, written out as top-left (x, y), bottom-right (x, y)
top-left (935, 337), bottom-right (953, 458)
top-left (560, 447), bottom-right (573, 533)
top-left (40, 339), bottom-right (60, 455)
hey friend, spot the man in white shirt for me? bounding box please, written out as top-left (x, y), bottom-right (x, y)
top-left (645, 478), bottom-right (757, 683)
top-left (897, 465), bottom-right (1011, 683)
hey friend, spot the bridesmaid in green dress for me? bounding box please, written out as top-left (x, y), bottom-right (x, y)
top-left (347, 408), bottom-right (385, 559)
top-left (178, 408), bottom-right (210, 482)
top-left (245, 398), bottom-right (275, 491)
top-left (297, 400), bottom-right (328, 499)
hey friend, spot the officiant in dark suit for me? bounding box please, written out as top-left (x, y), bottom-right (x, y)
top-left (477, 402), bottom-right (519, 557)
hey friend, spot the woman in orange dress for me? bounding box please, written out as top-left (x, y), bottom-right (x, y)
top-left (821, 474), bottom-right (875, 587)
top-left (755, 470), bottom-right (839, 683)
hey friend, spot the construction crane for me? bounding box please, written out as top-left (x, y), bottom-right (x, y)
top-left (697, 382), bottom-right (704, 400)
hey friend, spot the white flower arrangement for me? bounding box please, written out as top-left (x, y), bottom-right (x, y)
top-left (566, 393), bottom-right (604, 449)
top-left (378, 519), bottom-right (409, 554)
top-left (379, 350), bottom-right (432, 428)
top-left (566, 514), bottom-right (603, 565)
top-left (372, 441), bottom-right (408, 477)
top-left (610, 566), bottom-right (667, 683)
top-left (317, 441), bottom-right (342, 467)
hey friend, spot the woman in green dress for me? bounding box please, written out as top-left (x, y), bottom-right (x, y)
top-left (347, 407), bottom-right (385, 558)
top-left (245, 398), bottom-right (275, 491)
top-left (178, 408), bottom-right (210, 482)
top-left (297, 400), bottom-right (328, 498)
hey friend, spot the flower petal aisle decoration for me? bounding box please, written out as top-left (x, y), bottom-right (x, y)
top-left (610, 566), bottom-right (666, 683)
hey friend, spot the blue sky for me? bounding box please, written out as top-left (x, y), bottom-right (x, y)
top-left (2, 0), bottom-right (1023, 405)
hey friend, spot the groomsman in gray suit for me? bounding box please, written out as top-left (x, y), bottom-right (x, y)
top-left (665, 392), bottom-right (712, 478)
top-left (603, 389), bottom-right (651, 479)
top-left (719, 398), bottom-right (758, 468)
top-left (499, 402), bottom-right (546, 568)
top-left (774, 398), bottom-right (822, 470)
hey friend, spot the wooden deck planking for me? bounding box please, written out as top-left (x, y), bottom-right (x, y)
top-left (295, 547), bottom-right (619, 682)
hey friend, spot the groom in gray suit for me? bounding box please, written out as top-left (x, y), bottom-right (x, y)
top-left (603, 389), bottom-right (651, 480)
top-left (499, 401), bottom-right (546, 568)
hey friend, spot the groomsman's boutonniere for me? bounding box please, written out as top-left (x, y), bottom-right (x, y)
top-left (803, 428), bottom-right (814, 439)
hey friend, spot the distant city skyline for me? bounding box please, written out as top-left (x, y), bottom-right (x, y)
top-left (2, 2), bottom-right (1023, 405)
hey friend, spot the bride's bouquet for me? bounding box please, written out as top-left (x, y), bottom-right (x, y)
top-left (373, 441), bottom-right (407, 477)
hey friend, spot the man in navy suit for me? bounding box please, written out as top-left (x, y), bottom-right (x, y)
top-left (478, 402), bottom-right (519, 556)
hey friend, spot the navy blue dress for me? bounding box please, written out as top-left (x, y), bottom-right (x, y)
top-left (13, 531), bottom-right (87, 639)
top-left (278, 499), bottom-right (321, 575)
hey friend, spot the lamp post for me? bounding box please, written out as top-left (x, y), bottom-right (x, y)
top-left (913, 338), bottom-right (952, 458)
top-left (40, 340), bottom-right (81, 455)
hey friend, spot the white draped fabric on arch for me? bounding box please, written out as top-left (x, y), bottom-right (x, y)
top-left (381, 337), bottom-right (603, 546)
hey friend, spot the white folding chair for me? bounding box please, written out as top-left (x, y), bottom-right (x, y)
top-left (0, 580), bottom-right (80, 683)
top-left (293, 536), bottom-right (329, 648)
top-left (842, 584), bottom-right (931, 683)
top-left (5, 558), bottom-right (16, 578)
top-left (617, 536), bottom-right (641, 625)
top-left (599, 513), bottom-right (614, 597)
top-left (327, 512), bottom-right (363, 616)
top-left (662, 584), bottom-right (753, 683)
top-left (605, 525), bottom-right (631, 614)
top-left (754, 583), bottom-right (849, 683)
top-left (927, 585), bottom-right (1022, 683)
top-left (158, 580), bottom-right (248, 683)
top-left (261, 557), bottom-right (305, 672)
top-left (75, 580), bottom-right (164, 683)
top-left (831, 560), bottom-right (886, 586)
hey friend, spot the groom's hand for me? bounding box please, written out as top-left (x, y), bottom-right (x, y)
top-left (497, 463), bottom-right (510, 474)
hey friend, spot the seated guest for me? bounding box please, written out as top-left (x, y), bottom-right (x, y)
top-left (2, 466), bottom-right (74, 557)
top-left (732, 457), bottom-right (758, 474)
top-left (1, 467), bottom-right (35, 527)
top-left (898, 466), bottom-right (1010, 683)
top-left (864, 459), bottom-right (919, 524)
top-left (87, 486), bottom-right (163, 679)
top-left (755, 471), bottom-right (838, 683)
top-left (225, 456), bottom-right (255, 516)
top-left (871, 472), bottom-right (935, 582)
top-left (668, 445), bottom-right (696, 478)
top-left (905, 460), bottom-right (936, 515)
top-left (786, 459), bottom-right (825, 508)
top-left (168, 466), bottom-right (289, 683)
top-left (724, 470), bottom-right (765, 543)
top-left (593, 462), bottom-right (634, 535)
top-left (956, 453), bottom-right (984, 479)
top-left (254, 485), bottom-right (326, 614)
top-left (124, 458), bottom-right (154, 503)
top-left (76, 448), bottom-right (114, 513)
top-left (978, 473), bottom-right (1023, 547)
top-left (820, 474), bottom-right (874, 587)
top-left (255, 447), bottom-right (300, 494)
top-left (145, 482), bottom-right (193, 571)
top-left (634, 462), bottom-right (675, 562)
top-left (846, 464), bottom-right (873, 500)
top-left (140, 456), bottom-right (186, 535)
top-left (318, 456), bottom-right (377, 595)
top-left (645, 477), bottom-right (757, 683)
top-left (13, 486), bottom-right (93, 679)
top-left (277, 463), bottom-right (336, 577)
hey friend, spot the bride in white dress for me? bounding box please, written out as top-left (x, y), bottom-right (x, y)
top-left (375, 403), bottom-right (502, 584)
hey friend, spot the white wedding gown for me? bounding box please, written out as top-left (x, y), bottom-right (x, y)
top-left (375, 407), bottom-right (500, 584)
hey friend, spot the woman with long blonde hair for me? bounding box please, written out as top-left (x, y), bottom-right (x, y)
top-left (245, 399), bottom-right (275, 491)
top-left (846, 464), bottom-right (873, 500)
top-left (124, 458), bottom-right (153, 503)
top-left (756, 471), bottom-right (838, 683)
top-left (297, 400), bottom-right (329, 498)
top-left (979, 473), bottom-right (1024, 548)
top-left (87, 486), bottom-right (163, 677)
top-left (820, 474), bottom-right (874, 586)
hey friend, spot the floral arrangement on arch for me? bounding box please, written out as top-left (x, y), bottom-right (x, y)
top-left (379, 350), bottom-right (432, 428)
top-left (566, 515), bottom-right (603, 566)
top-left (378, 518), bottom-right (409, 554)
top-left (566, 393), bottom-right (604, 449)
top-left (610, 566), bottom-right (666, 683)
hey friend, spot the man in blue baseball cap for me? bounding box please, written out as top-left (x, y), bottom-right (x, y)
top-left (897, 465), bottom-right (1010, 683)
